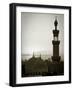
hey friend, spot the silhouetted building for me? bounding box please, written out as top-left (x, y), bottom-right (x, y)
top-left (52, 18), bottom-right (61, 62)
top-left (21, 18), bottom-right (64, 77)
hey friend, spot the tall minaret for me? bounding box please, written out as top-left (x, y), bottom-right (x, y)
top-left (52, 18), bottom-right (61, 62)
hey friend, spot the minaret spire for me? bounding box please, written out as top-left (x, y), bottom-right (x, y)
top-left (54, 16), bottom-right (58, 30)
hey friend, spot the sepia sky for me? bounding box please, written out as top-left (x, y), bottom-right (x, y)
top-left (21, 12), bottom-right (64, 59)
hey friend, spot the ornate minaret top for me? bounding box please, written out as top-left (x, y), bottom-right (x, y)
top-left (54, 17), bottom-right (58, 30)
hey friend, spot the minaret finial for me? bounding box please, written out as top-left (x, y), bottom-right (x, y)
top-left (54, 16), bottom-right (58, 30)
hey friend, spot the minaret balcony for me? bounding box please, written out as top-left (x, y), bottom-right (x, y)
top-left (52, 40), bottom-right (60, 45)
top-left (53, 30), bottom-right (59, 37)
top-left (52, 56), bottom-right (61, 62)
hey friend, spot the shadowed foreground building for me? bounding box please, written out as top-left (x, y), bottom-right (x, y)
top-left (22, 56), bottom-right (64, 77)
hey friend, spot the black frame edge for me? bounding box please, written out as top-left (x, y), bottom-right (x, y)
top-left (13, 81), bottom-right (70, 87)
top-left (10, 3), bottom-right (71, 9)
top-left (9, 3), bottom-right (16, 87)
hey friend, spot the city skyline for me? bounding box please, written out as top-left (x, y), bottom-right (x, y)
top-left (21, 12), bottom-right (64, 60)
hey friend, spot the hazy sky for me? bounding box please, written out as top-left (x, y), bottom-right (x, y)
top-left (21, 12), bottom-right (64, 59)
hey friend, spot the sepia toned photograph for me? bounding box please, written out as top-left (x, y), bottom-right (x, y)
top-left (21, 12), bottom-right (64, 77)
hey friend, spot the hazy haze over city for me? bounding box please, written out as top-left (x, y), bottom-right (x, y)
top-left (21, 12), bottom-right (64, 60)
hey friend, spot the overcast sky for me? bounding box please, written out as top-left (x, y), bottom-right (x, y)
top-left (21, 12), bottom-right (64, 59)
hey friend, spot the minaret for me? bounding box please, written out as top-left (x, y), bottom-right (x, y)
top-left (52, 18), bottom-right (61, 62)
